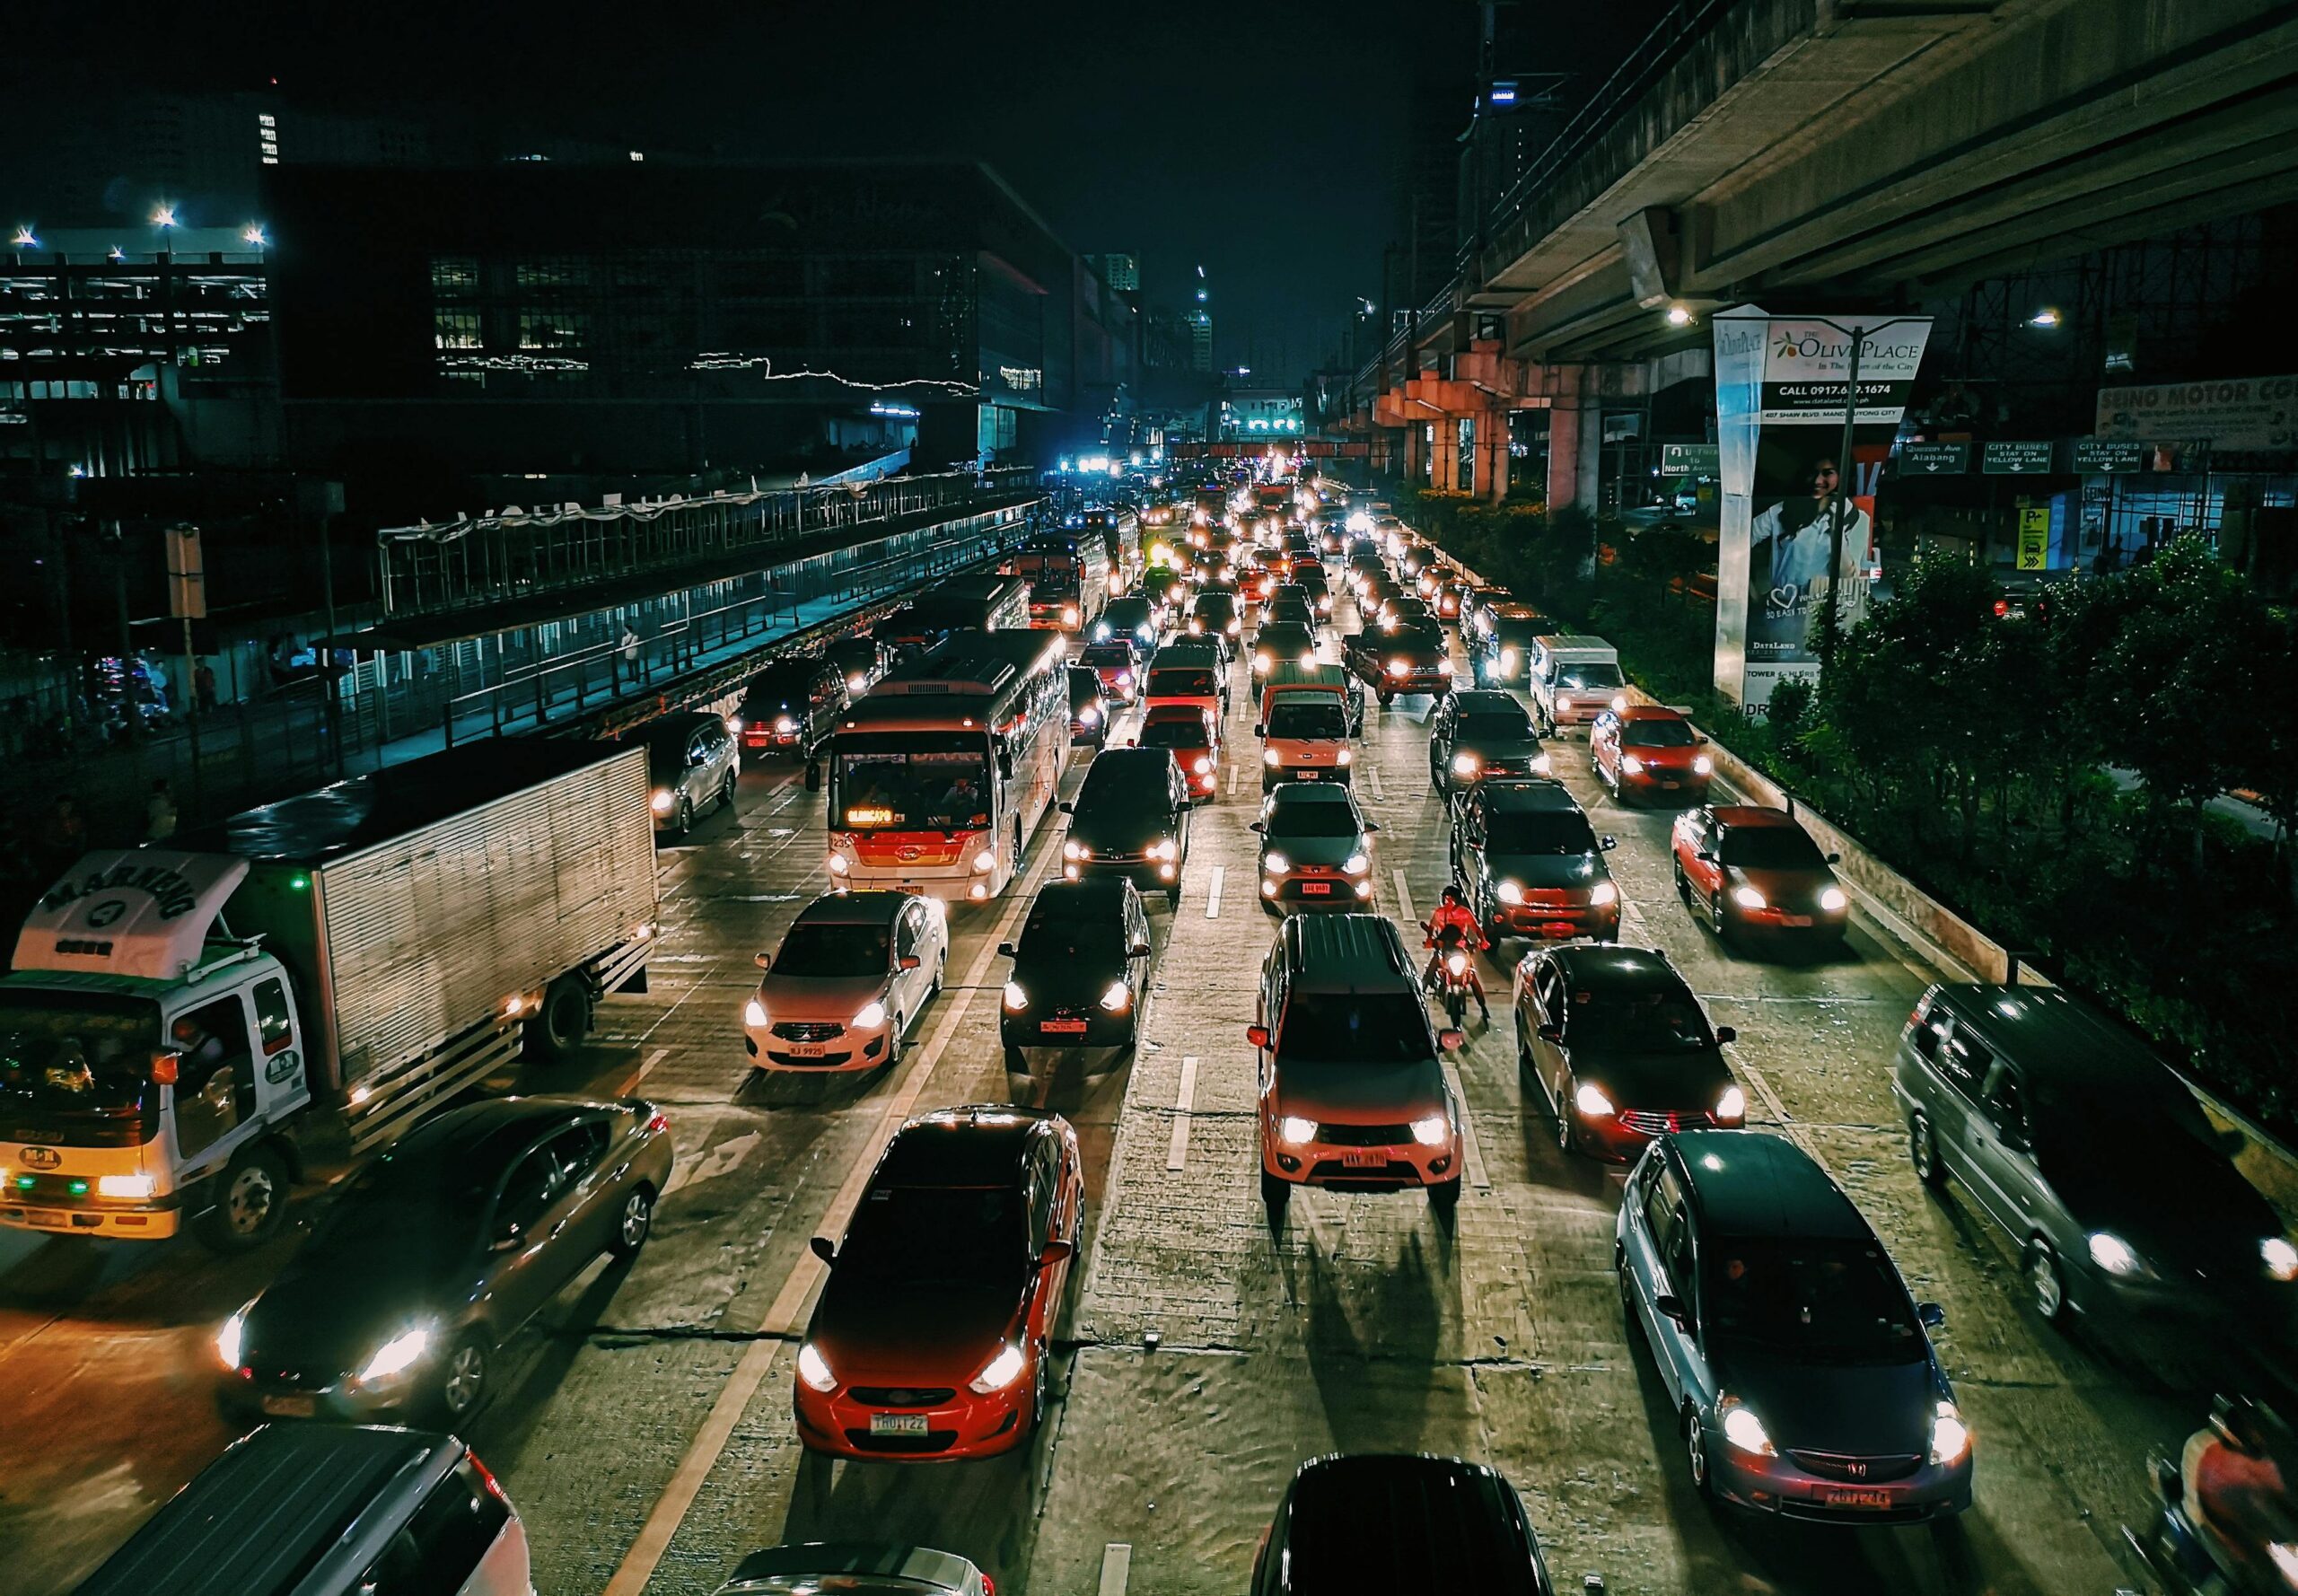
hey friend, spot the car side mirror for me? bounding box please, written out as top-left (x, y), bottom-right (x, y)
top-left (809, 1235), bottom-right (838, 1267)
top-left (1248, 820), bottom-right (1264, 833)
top-left (1653, 1293), bottom-right (1691, 1329)
top-left (492, 1223), bottom-right (524, 1253)
top-left (1364, 820), bottom-right (1380, 833)
top-left (997, 941), bottom-right (1017, 958)
top-left (1057, 801), bottom-right (1073, 814)
top-left (753, 951), bottom-right (772, 969)
top-left (1917, 1301), bottom-right (1946, 1329)
top-left (1697, 849), bottom-right (1717, 864)
top-left (1039, 1239), bottom-right (1074, 1267)
top-left (1246, 1024), bottom-right (1270, 1048)
top-left (1130, 943), bottom-right (1153, 960)
top-left (1600, 836), bottom-right (1617, 851)
top-left (899, 953), bottom-right (922, 971)
top-left (1826, 851), bottom-right (1842, 864)
top-left (1714, 1025), bottom-right (1737, 1044)
top-left (1697, 735), bottom-right (1709, 746)
top-left (1438, 1028), bottom-right (1466, 1051)
top-left (1252, 723), bottom-right (1266, 736)
top-left (1537, 1023), bottom-right (1562, 1043)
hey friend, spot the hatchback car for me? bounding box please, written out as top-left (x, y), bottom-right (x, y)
top-left (745, 891), bottom-right (948, 1072)
top-left (1427, 688), bottom-right (1551, 794)
top-left (1250, 1453), bottom-right (1555, 1595)
top-left (1252, 783), bottom-right (1378, 912)
top-left (1348, 620), bottom-right (1452, 705)
top-left (1592, 704), bottom-right (1713, 803)
top-left (1618, 1129), bottom-right (1972, 1521)
top-left (795, 1108), bottom-right (1083, 1460)
top-left (1067, 665), bottom-right (1110, 749)
top-left (715, 1544), bottom-right (991, 1596)
top-left (1140, 702), bottom-right (1220, 803)
top-left (1451, 780), bottom-right (1620, 944)
top-left (1251, 620), bottom-right (1320, 678)
top-left (1078, 638), bottom-right (1141, 705)
top-left (1894, 984), bottom-right (2298, 1358)
top-left (998, 878), bottom-right (1154, 1067)
top-left (631, 710), bottom-right (740, 836)
top-left (1516, 945), bottom-right (1742, 1159)
top-left (1672, 806), bottom-right (1848, 948)
top-left (1061, 745), bottom-right (1192, 904)
top-left (218, 1097), bottom-right (671, 1427)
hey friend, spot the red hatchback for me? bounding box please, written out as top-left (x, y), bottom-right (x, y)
top-left (1140, 703), bottom-right (1220, 802)
top-left (1591, 705), bottom-right (1713, 803)
top-left (795, 1108), bottom-right (1083, 1461)
top-left (1671, 805), bottom-right (1849, 947)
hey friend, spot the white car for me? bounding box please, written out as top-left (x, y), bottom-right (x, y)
top-left (745, 891), bottom-right (948, 1072)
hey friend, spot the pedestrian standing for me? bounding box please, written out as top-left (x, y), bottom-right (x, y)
top-left (194, 661), bottom-right (218, 715)
top-left (145, 779), bottom-right (179, 843)
top-left (618, 624), bottom-right (642, 686)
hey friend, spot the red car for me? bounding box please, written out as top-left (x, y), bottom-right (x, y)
top-left (1671, 805), bottom-right (1849, 947)
top-left (1591, 705), bottom-right (1713, 803)
top-left (794, 1107), bottom-right (1083, 1460)
top-left (1077, 639), bottom-right (1141, 706)
top-left (1140, 703), bottom-right (1220, 802)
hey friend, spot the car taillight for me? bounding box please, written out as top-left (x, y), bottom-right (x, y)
top-left (467, 1449), bottom-right (511, 1504)
top-left (646, 1110), bottom-right (669, 1136)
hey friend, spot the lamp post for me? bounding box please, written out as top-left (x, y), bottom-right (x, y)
top-left (1797, 313), bottom-right (1927, 680)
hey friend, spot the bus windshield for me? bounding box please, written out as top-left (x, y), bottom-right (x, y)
top-left (0, 988), bottom-right (161, 1144)
top-left (834, 735), bottom-right (993, 830)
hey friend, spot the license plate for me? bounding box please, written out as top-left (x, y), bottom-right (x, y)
top-left (1041, 1019), bottom-right (1089, 1035)
top-left (1296, 769), bottom-right (1320, 780)
top-left (1782, 914), bottom-right (1813, 927)
top-left (1657, 779), bottom-right (1680, 789)
top-left (1341, 1150), bottom-right (1382, 1168)
top-left (1299, 881), bottom-right (1331, 896)
top-left (785, 1041), bottom-right (828, 1057)
top-left (869, 1413), bottom-right (930, 1436)
top-left (262, 1395), bottom-right (317, 1418)
top-left (1823, 1487), bottom-right (1890, 1510)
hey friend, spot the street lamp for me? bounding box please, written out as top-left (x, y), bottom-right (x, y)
top-left (2026, 307), bottom-right (2061, 329)
top-left (242, 224), bottom-right (268, 249)
top-left (152, 204), bottom-right (177, 230)
top-left (1666, 305), bottom-right (1694, 327)
top-left (11, 225), bottom-right (36, 249)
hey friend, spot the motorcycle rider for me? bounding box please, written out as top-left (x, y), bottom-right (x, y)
top-left (2179, 1394), bottom-right (2298, 1594)
top-left (1422, 883), bottom-right (1491, 1021)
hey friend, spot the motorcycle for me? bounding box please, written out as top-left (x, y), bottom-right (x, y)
top-left (1423, 922), bottom-right (1479, 1030)
top-left (2124, 1396), bottom-right (2298, 1596)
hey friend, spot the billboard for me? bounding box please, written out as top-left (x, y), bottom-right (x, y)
top-left (1712, 309), bottom-right (1932, 715)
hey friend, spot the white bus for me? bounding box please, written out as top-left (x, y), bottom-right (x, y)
top-left (1011, 533), bottom-right (1111, 633)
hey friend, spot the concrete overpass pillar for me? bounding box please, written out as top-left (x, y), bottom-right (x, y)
top-left (1576, 403), bottom-right (1602, 511)
top-left (1432, 419), bottom-right (1460, 493)
top-left (1478, 410), bottom-right (1510, 503)
top-left (1403, 421), bottom-right (1426, 486)
top-left (1547, 401), bottom-right (1581, 512)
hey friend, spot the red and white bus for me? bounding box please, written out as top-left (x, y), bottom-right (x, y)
top-left (1009, 533), bottom-right (1111, 633)
top-left (825, 630), bottom-right (1070, 902)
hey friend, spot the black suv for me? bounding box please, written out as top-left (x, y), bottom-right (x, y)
top-left (1251, 1454), bottom-right (1554, 1595)
top-left (1426, 688), bottom-right (1549, 794)
top-left (1060, 747), bottom-right (1192, 907)
top-left (1450, 779), bottom-right (1619, 945)
top-left (998, 879), bottom-right (1154, 1069)
top-left (739, 656), bottom-right (846, 760)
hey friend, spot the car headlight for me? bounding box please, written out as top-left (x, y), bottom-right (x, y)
top-left (825, 852), bottom-right (849, 875)
top-left (796, 1342), bottom-right (838, 1393)
top-left (1718, 1397), bottom-right (1776, 1457)
top-left (1693, 755), bottom-right (1714, 776)
top-left (651, 790), bottom-right (676, 814)
top-left (2265, 1236), bottom-right (2298, 1283)
top-left (1620, 754), bottom-right (1645, 775)
top-left (1530, 751), bottom-right (1552, 774)
top-left (1819, 886), bottom-right (1848, 913)
top-left (1253, 653), bottom-right (1272, 674)
top-left (356, 1325), bottom-right (432, 1386)
top-left (1929, 1400), bottom-right (1972, 1466)
top-left (1262, 851), bottom-right (1290, 875)
top-left (1136, 625), bottom-right (1155, 642)
top-left (1193, 756), bottom-right (1213, 776)
top-left (1277, 1115), bottom-right (1317, 1145)
top-left (1264, 747), bottom-right (1282, 767)
top-left (847, 673), bottom-right (869, 692)
top-left (215, 1308), bottom-right (248, 1371)
top-left (1150, 837), bottom-right (1179, 861)
top-left (1574, 1081), bottom-right (1615, 1118)
top-left (1715, 1085), bottom-right (1747, 1122)
top-left (1496, 880), bottom-right (1524, 905)
top-left (969, 1340), bottom-right (1031, 1394)
top-left (744, 997), bottom-right (768, 1028)
top-left (1452, 752), bottom-right (1479, 776)
top-left (775, 715), bottom-right (798, 735)
top-left (1610, 695), bottom-right (1627, 712)
top-left (1064, 840), bottom-right (1089, 861)
top-left (97, 1172), bottom-right (154, 1200)
top-left (1003, 981), bottom-right (1028, 1012)
top-left (1732, 884), bottom-right (1767, 910)
top-left (1411, 1114), bottom-right (1449, 1147)
top-left (2087, 1231), bottom-right (2152, 1277)
top-left (1444, 951), bottom-right (1469, 976)
top-left (1590, 881), bottom-right (1618, 908)
top-left (851, 1000), bottom-right (887, 1030)
top-left (1498, 648), bottom-right (1517, 671)
top-left (1227, 618), bottom-right (1241, 636)
top-left (1099, 980), bottom-right (1132, 1013)
top-left (1343, 852), bottom-right (1369, 875)
top-left (1079, 705), bottom-right (1101, 725)
top-left (1062, 606), bottom-right (1080, 626)
top-left (1436, 659), bottom-right (1453, 674)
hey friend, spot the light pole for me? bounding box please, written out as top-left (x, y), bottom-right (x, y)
top-left (1800, 313), bottom-right (1927, 680)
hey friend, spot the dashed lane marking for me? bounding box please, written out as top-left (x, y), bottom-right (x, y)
top-left (1443, 1062), bottom-right (1492, 1189)
top-left (1364, 764), bottom-right (1386, 802)
top-left (1390, 868), bottom-right (1417, 926)
top-left (1099, 1543), bottom-right (1133, 1596)
top-left (1205, 864), bottom-right (1226, 919)
top-left (615, 1047), bottom-right (672, 1096)
top-left (1227, 756), bottom-right (1242, 796)
top-left (1166, 1056), bottom-right (1199, 1171)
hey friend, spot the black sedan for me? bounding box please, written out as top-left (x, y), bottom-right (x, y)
top-left (217, 1097), bottom-right (672, 1426)
top-left (1000, 878), bottom-right (1154, 1067)
top-left (1066, 665), bottom-right (1110, 748)
top-left (1515, 944), bottom-right (1744, 1160)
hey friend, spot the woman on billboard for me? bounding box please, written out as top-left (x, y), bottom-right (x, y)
top-left (1746, 446), bottom-right (1871, 662)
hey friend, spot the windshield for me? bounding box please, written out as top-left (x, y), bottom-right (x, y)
top-left (1569, 990), bottom-right (1713, 1051)
top-left (1276, 994), bottom-right (1433, 1065)
top-left (1556, 662), bottom-right (1623, 690)
top-left (1267, 699), bottom-right (1346, 739)
top-left (1459, 711), bottom-right (1533, 743)
top-left (1494, 620), bottom-right (1548, 646)
top-left (1267, 802), bottom-right (1362, 839)
top-left (0, 989), bottom-right (161, 1140)
top-left (311, 1149), bottom-right (477, 1266)
top-left (773, 923), bottom-right (890, 978)
top-left (834, 736), bottom-right (992, 831)
top-left (1018, 909), bottom-right (1125, 960)
top-left (1140, 719), bottom-right (1208, 750)
top-left (840, 1185), bottom-right (1025, 1282)
top-left (1487, 811), bottom-right (1596, 855)
top-left (1147, 668), bottom-right (1216, 698)
top-left (1702, 1238), bottom-right (1926, 1364)
top-left (1721, 827), bottom-right (1826, 870)
top-left (1622, 719), bottom-right (1697, 749)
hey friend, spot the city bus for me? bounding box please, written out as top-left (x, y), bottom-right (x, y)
top-left (1010, 532), bottom-right (1111, 632)
top-left (826, 630), bottom-right (1070, 902)
top-left (875, 574), bottom-right (1031, 656)
top-left (1078, 506), bottom-right (1142, 592)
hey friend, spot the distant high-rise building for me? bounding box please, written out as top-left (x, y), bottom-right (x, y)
top-left (1085, 252), bottom-right (1140, 293)
top-left (1189, 263), bottom-right (1214, 373)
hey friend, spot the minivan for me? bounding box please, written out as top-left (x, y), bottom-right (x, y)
top-left (75, 1424), bottom-right (529, 1596)
top-left (1526, 635), bottom-right (1623, 732)
top-left (740, 656), bottom-right (847, 760)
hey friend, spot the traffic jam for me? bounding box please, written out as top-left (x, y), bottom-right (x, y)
top-left (4, 469), bottom-right (2295, 1596)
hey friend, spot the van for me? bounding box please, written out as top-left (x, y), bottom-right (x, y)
top-left (1256, 662), bottom-right (1358, 791)
top-left (75, 1424), bottom-right (529, 1596)
top-left (739, 655), bottom-right (847, 759)
top-left (1145, 638), bottom-right (1229, 723)
top-left (1526, 634), bottom-right (1624, 733)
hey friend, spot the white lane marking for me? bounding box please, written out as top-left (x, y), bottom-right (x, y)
top-left (1390, 868), bottom-right (1417, 927)
top-left (618, 1046), bottom-right (672, 1095)
top-left (1099, 1543), bottom-right (1134, 1596)
top-left (1364, 764), bottom-right (1386, 802)
top-left (602, 837), bottom-right (1060, 1596)
top-left (663, 1128), bottom-right (759, 1197)
top-left (1205, 864), bottom-right (1226, 919)
top-left (1227, 757), bottom-right (1242, 796)
top-left (1167, 1056), bottom-right (1199, 1171)
top-left (1443, 1062), bottom-right (1491, 1189)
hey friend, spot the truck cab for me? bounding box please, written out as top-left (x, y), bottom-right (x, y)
top-left (0, 852), bottom-right (311, 1250)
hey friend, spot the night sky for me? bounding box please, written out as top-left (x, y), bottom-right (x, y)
top-left (11, 0), bottom-right (1665, 381)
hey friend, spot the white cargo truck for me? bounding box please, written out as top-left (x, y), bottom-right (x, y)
top-left (0, 740), bottom-right (659, 1251)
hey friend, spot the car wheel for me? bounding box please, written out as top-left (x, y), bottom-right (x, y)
top-left (1673, 858), bottom-right (1691, 901)
top-left (436, 1334), bottom-right (491, 1425)
top-left (1617, 1251), bottom-right (1639, 1332)
top-left (2026, 1238), bottom-right (2069, 1324)
top-left (928, 951), bottom-right (946, 1000)
top-left (1684, 1406), bottom-right (1715, 1498)
top-left (882, 1016), bottom-right (904, 1072)
top-left (675, 796), bottom-right (694, 837)
top-left (720, 771), bottom-right (738, 814)
top-left (609, 1186), bottom-right (654, 1258)
top-left (1259, 1170), bottom-right (1290, 1211)
top-left (1168, 883), bottom-right (1182, 908)
top-left (197, 1142), bottom-right (291, 1252)
top-left (1378, 691), bottom-right (1393, 708)
top-left (1708, 890), bottom-right (1730, 941)
top-left (1909, 1113), bottom-right (1946, 1188)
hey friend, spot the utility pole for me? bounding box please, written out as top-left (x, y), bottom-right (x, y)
top-left (1804, 313), bottom-right (1927, 685)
